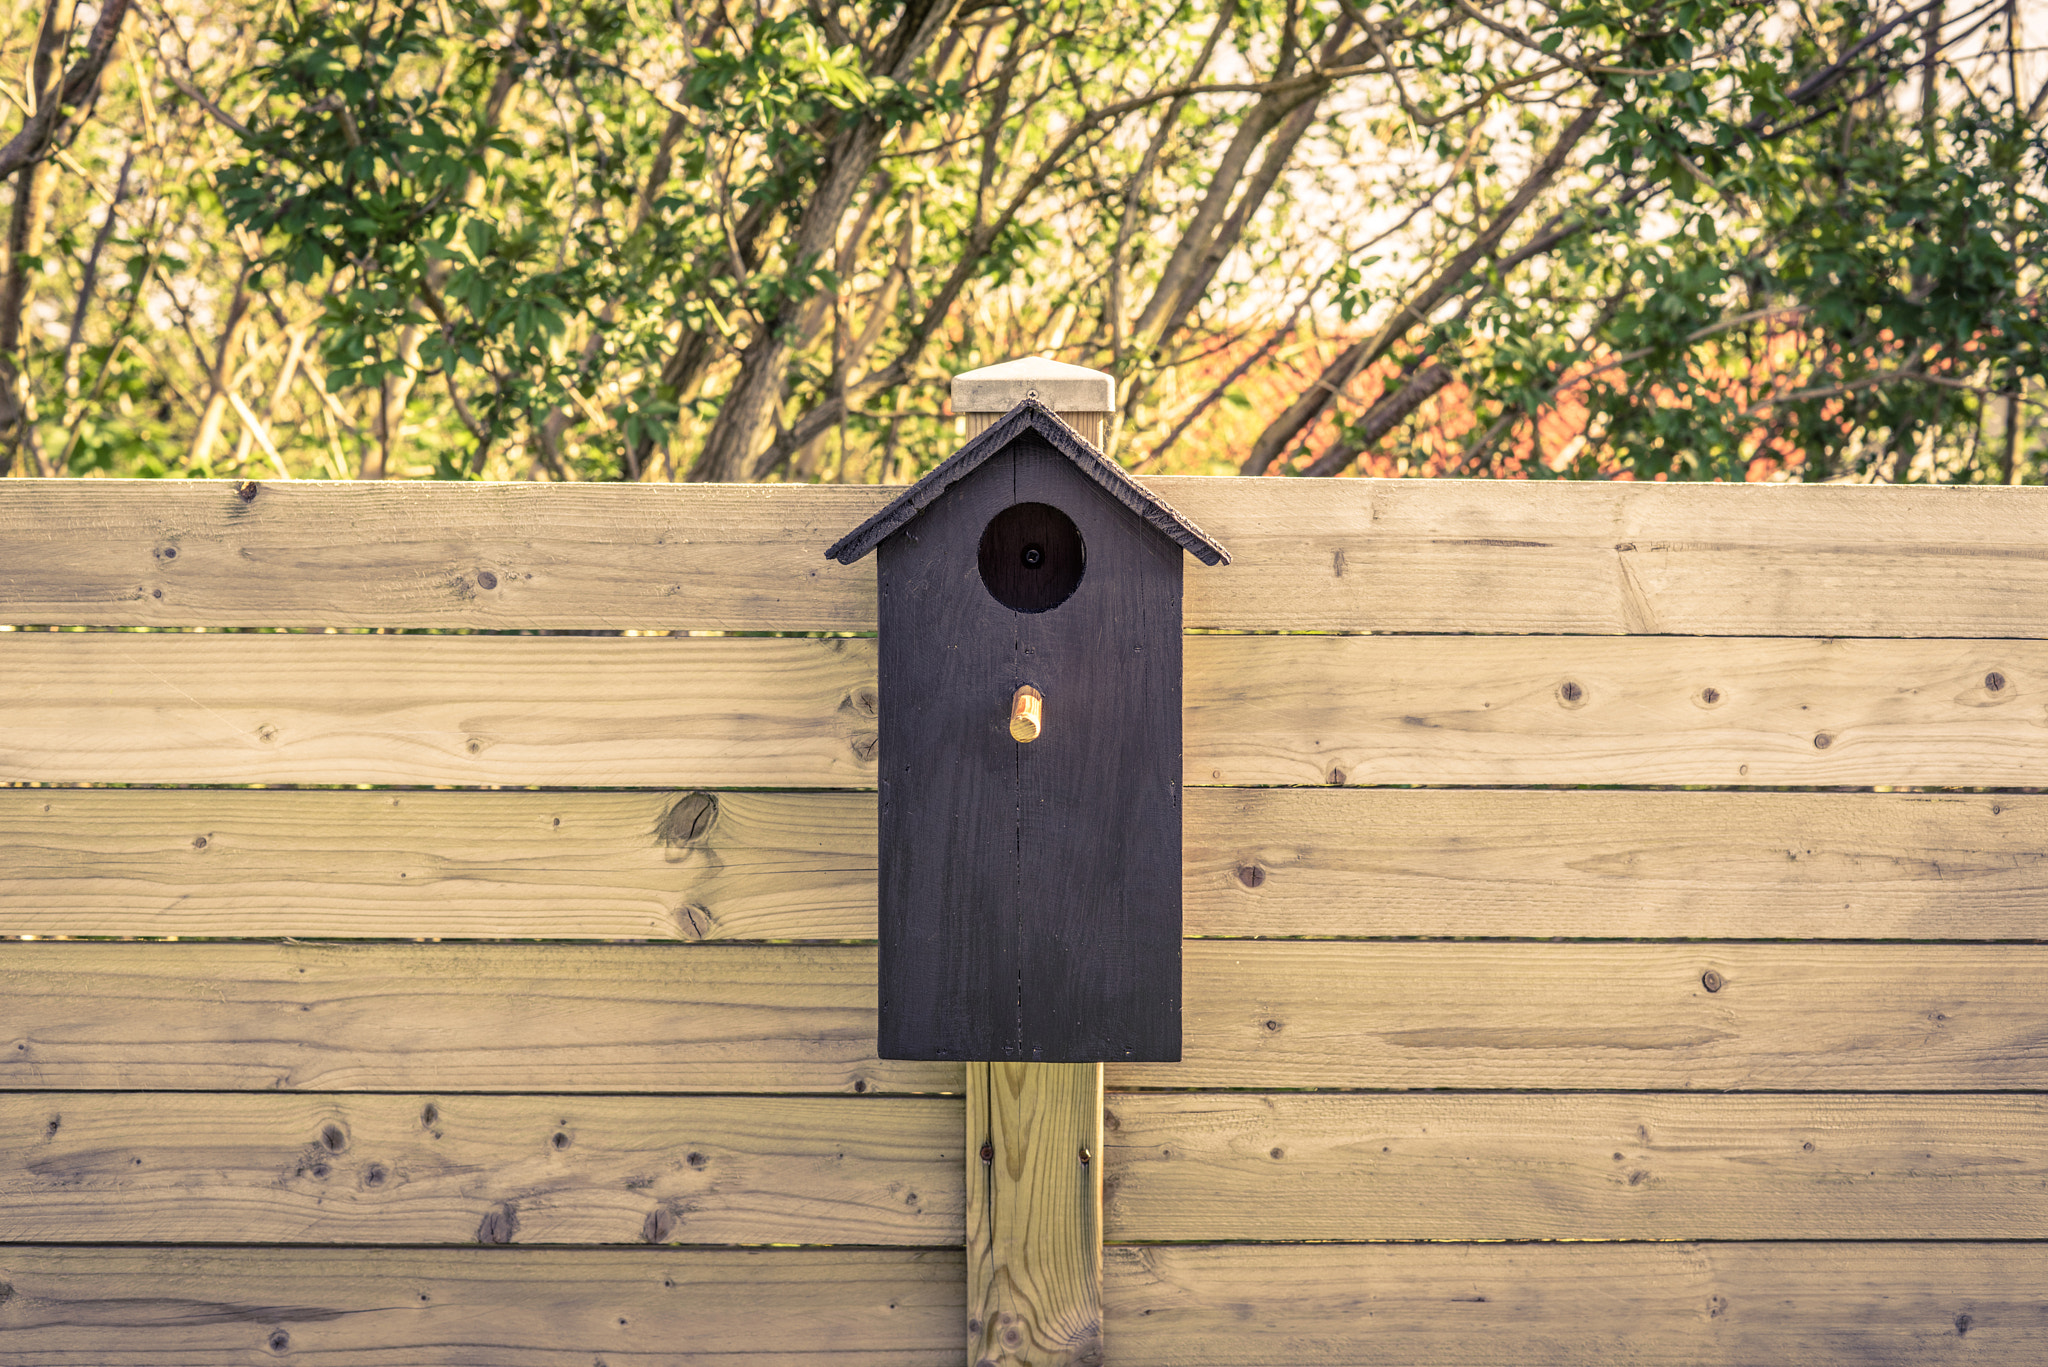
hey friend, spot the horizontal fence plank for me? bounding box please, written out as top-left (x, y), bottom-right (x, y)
top-left (1117, 942), bottom-right (2048, 1090)
top-left (9, 633), bottom-right (2048, 788)
top-left (6, 942), bottom-right (2047, 1093)
top-left (1104, 1093), bottom-right (2048, 1241)
top-left (0, 1093), bottom-right (960, 1245)
top-left (1191, 789), bottom-right (2048, 939)
top-left (0, 633), bottom-right (878, 787)
top-left (0, 479), bottom-right (893, 633)
top-left (0, 943), bottom-right (955, 1094)
top-left (1191, 634), bottom-right (2048, 788)
top-left (0, 1246), bottom-right (962, 1365)
top-left (9, 788), bottom-right (2047, 942)
top-left (0, 789), bottom-right (875, 941)
top-left (1105, 1242), bottom-right (2048, 1365)
top-left (9, 478), bottom-right (2048, 637)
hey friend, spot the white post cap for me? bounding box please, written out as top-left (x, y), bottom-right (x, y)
top-left (952, 357), bottom-right (1113, 414)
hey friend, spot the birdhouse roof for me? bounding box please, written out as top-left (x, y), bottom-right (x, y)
top-left (823, 400), bottom-right (1230, 567)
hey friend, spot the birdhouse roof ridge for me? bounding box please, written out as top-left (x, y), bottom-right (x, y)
top-left (823, 400), bottom-right (1230, 567)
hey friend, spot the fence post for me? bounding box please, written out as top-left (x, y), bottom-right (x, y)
top-left (968, 1062), bottom-right (1104, 1366)
top-left (955, 358), bottom-right (1112, 1367)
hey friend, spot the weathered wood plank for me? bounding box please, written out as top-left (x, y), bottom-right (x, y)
top-left (0, 942), bottom-right (956, 1094)
top-left (968, 1063), bottom-right (1103, 1367)
top-left (1104, 1242), bottom-right (2048, 1365)
top-left (0, 479), bottom-right (892, 632)
top-left (1111, 942), bottom-right (2048, 1091)
top-left (9, 478), bottom-right (2048, 636)
top-left (0, 1246), bottom-right (963, 1364)
top-left (0, 789), bottom-right (875, 941)
top-left (8, 941), bottom-right (2048, 1093)
top-left (1189, 634), bottom-right (2048, 787)
top-left (1178, 476), bottom-right (2048, 637)
top-left (9, 632), bottom-right (2048, 788)
top-left (10, 788), bottom-right (2048, 942)
top-left (0, 1093), bottom-right (959, 1245)
top-left (1104, 1093), bottom-right (2048, 1241)
top-left (0, 632), bottom-right (878, 787)
top-left (1187, 788), bottom-right (2048, 940)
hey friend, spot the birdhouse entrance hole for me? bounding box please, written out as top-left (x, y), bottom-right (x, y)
top-left (977, 501), bottom-right (1085, 613)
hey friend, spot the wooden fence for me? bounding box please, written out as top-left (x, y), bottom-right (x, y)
top-left (3, 474), bottom-right (2048, 1363)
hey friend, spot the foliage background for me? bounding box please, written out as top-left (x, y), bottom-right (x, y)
top-left (0, 0), bottom-right (2040, 486)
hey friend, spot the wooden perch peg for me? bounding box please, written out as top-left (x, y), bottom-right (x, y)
top-left (1010, 685), bottom-right (1044, 742)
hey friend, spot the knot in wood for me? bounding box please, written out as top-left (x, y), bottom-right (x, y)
top-left (658, 791), bottom-right (720, 848)
top-left (476, 1203), bottom-right (520, 1244)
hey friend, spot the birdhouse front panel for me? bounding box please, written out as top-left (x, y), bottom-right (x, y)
top-left (875, 430), bottom-right (1183, 1062)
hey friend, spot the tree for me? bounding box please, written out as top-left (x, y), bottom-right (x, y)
top-left (0, 0), bottom-right (2039, 485)
top-left (0, 0), bottom-right (132, 474)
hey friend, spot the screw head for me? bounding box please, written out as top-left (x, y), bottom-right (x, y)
top-left (1021, 544), bottom-right (1044, 569)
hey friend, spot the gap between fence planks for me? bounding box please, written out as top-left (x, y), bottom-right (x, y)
top-left (8, 941), bottom-right (2048, 1093)
top-left (0, 1246), bottom-right (964, 1365)
top-left (7, 478), bottom-right (2048, 636)
top-left (0, 1093), bottom-right (960, 1246)
top-left (1104, 1242), bottom-right (2048, 1365)
top-left (7, 632), bottom-right (2048, 788)
top-left (1102, 1092), bottom-right (2048, 1241)
top-left (7, 788), bottom-right (2046, 942)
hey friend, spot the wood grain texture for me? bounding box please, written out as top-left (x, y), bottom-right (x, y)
top-left (963, 412), bottom-right (1106, 446)
top-left (1109, 941), bottom-right (2048, 1090)
top-left (1103, 1092), bottom-right (2048, 1240)
top-left (1186, 788), bottom-right (2048, 940)
top-left (1188, 634), bottom-right (2048, 787)
top-left (0, 1093), bottom-right (959, 1245)
top-left (1104, 1242), bottom-right (2048, 1365)
top-left (10, 788), bottom-right (2048, 943)
top-left (10, 632), bottom-right (2048, 789)
top-left (969, 1063), bottom-right (1104, 1367)
top-left (0, 942), bottom-right (956, 1094)
top-left (0, 1246), bottom-right (963, 1364)
top-left (10, 941), bottom-right (2048, 1093)
top-left (0, 788), bottom-right (875, 941)
top-left (0, 631), bottom-right (878, 787)
top-left (10, 478), bottom-right (2048, 636)
top-left (0, 478), bottom-right (893, 631)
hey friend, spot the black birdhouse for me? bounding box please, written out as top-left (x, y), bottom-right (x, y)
top-left (825, 363), bottom-right (1227, 1063)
